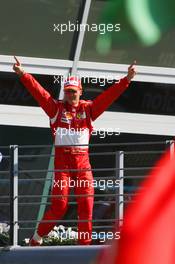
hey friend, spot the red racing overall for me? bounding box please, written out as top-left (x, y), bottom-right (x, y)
top-left (20, 73), bottom-right (130, 245)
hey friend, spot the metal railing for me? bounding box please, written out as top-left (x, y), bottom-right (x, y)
top-left (0, 140), bottom-right (174, 247)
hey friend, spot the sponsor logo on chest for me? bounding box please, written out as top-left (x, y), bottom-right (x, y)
top-left (61, 109), bottom-right (86, 124)
top-left (61, 110), bottom-right (73, 124)
top-left (76, 111), bottom-right (86, 119)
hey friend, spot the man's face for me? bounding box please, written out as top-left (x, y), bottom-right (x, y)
top-left (64, 89), bottom-right (82, 106)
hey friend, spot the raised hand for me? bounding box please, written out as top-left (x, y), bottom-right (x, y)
top-left (127, 61), bottom-right (137, 81)
top-left (13, 56), bottom-right (25, 77)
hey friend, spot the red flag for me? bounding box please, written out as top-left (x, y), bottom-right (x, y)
top-left (97, 149), bottom-right (175, 264)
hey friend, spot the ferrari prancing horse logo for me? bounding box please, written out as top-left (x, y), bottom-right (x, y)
top-left (76, 112), bottom-right (86, 119)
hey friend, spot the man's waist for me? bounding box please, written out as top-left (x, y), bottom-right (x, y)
top-left (55, 146), bottom-right (89, 154)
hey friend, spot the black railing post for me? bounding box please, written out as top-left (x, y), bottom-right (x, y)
top-left (9, 145), bottom-right (19, 246)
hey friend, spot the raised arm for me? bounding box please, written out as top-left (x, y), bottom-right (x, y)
top-left (13, 56), bottom-right (58, 118)
top-left (90, 61), bottom-right (137, 121)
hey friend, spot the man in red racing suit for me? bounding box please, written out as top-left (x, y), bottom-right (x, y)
top-left (13, 56), bottom-right (136, 246)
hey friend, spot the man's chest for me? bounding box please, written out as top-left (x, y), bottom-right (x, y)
top-left (58, 107), bottom-right (88, 128)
